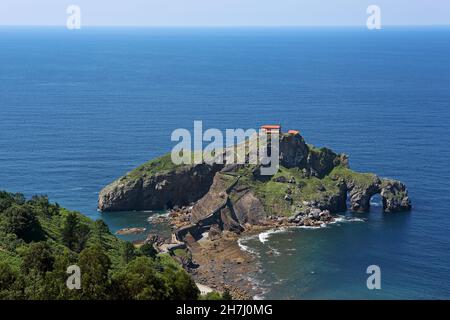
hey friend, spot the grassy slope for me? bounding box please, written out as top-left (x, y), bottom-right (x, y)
top-left (113, 141), bottom-right (378, 218)
top-left (329, 166), bottom-right (377, 188)
top-left (234, 164), bottom-right (378, 217)
top-left (122, 151), bottom-right (207, 182)
top-left (123, 153), bottom-right (183, 181)
top-left (0, 194), bottom-right (182, 273)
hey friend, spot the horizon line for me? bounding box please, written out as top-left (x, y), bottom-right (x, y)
top-left (1, 24), bottom-right (450, 28)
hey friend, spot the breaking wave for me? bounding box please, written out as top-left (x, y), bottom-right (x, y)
top-left (258, 228), bottom-right (287, 244)
top-left (146, 211), bottom-right (169, 222)
top-left (333, 215), bottom-right (365, 223)
top-left (237, 235), bottom-right (259, 255)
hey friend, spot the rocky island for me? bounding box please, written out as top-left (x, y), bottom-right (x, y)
top-left (98, 130), bottom-right (411, 298)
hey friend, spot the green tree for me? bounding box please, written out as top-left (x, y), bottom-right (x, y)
top-left (0, 191), bottom-right (25, 212)
top-left (94, 219), bottom-right (109, 234)
top-left (23, 269), bottom-right (46, 300)
top-left (4, 204), bottom-right (44, 242)
top-left (139, 242), bottom-right (157, 258)
top-left (121, 241), bottom-right (136, 264)
top-left (74, 223), bottom-right (91, 252)
top-left (163, 268), bottom-right (199, 300)
top-left (222, 289), bottom-right (232, 300)
top-left (61, 212), bottom-right (91, 252)
top-left (42, 249), bottom-right (78, 300)
top-left (19, 242), bottom-right (55, 300)
top-left (92, 219), bottom-right (110, 248)
top-left (200, 292), bottom-right (223, 300)
top-left (0, 262), bottom-right (20, 299)
top-left (61, 212), bottom-right (78, 250)
top-left (78, 246), bottom-right (111, 299)
top-left (28, 195), bottom-right (59, 217)
top-left (112, 256), bottom-right (170, 300)
top-left (0, 190), bottom-right (202, 301)
top-left (21, 242), bottom-right (55, 275)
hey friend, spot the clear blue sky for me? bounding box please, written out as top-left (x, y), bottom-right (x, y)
top-left (0, 0), bottom-right (449, 26)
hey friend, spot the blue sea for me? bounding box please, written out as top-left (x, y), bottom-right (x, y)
top-left (1, 27), bottom-right (449, 299)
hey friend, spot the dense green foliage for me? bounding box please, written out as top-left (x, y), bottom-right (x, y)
top-left (199, 289), bottom-right (232, 300)
top-left (0, 191), bottom-right (199, 300)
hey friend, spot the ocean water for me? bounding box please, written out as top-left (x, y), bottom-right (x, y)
top-left (1, 27), bottom-right (450, 299)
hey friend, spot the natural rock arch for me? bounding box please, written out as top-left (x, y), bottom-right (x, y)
top-left (345, 178), bottom-right (411, 213)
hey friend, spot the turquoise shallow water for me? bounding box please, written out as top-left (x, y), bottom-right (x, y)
top-left (0, 27), bottom-right (449, 299)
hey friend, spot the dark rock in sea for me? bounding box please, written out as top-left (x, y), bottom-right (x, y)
top-left (115, 227), bottom-right (146, 235)
top-left (381, 180), bottom-right (412, 212)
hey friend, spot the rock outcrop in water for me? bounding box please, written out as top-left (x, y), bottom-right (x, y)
top-left (98, 155), bottom-right (223, 211)
top-left (99, 131), bottom-right (411, 240)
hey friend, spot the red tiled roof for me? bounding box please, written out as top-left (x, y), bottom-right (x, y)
top-left (261, 125), bottom-right (281, 130)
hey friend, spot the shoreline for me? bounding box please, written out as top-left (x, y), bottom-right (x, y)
top-left (166, 206), bottom-right (353, 299)
top-left (130, 208), bottom-right (368, 299)
top-left (186, 229), bottom-right (264, 300)
top-left (184, 214), bottom-right (369, 299)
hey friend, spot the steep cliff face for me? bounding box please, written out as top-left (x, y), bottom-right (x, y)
top-left (279, 133), bottom-right (348, 177)
top-left (381, 180), bottom-right (412, 213)
top-left (187, 172), bottom-right (266, 234)
top-left (279, 133), bottom-right (309, 168)
top-left (99, 132), bottom-right (411, 224)
top-left (98, 160), bottom-right (223, 211)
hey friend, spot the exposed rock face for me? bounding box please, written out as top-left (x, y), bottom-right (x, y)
top-left (381, 180), bottom-right (412, 213)
top-left (98, 163), bottom-right (223, 211)
top-left (115, 227), bottom-right (146, 235)
top-left (346, 176), bottom-right (383, 213)
top-left (279, 134), bottom-right (309, 168)
top-left (177, 173), bottom-right (267, 240)
top-left (312, 181), bottom-right (348, 212)
top-left (233, 190), bottom-right (266, 225)
top-left (289, 208), bottom-right (334, 227)
top-left (279, 134), bottom-right (348, 178)
top-left (99, 131), bottom-right (411, 227)
top-left (307, 148), bottom-right (348, 178)
top-left (343, 175), bottom-right (411, 213)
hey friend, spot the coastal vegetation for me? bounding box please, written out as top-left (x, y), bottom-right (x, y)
top-left (0, 191), bottom-right (201, 300)
top-left (97, 131), bottom-right (411, 298)
top-left (99, 132), bottom-right (410, 217)
top-left (124, 153), bottom-right (181, 181)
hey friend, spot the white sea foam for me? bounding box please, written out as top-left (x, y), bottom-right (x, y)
top-left (269, 247), bottom-right (281, 256)
top-left (258, 228), bottom-right (287, 244)
top-left (332, 215), bottom-right (365, 223)
top-left (237, 236), bottom-right (258, 255)
top-left (247, 216), bottom-right (366, 248)
top-left (146, 212), bottom-right (169, 222)
top-left (237, 214), bottom-right (367, 300)
top-left (298, 225), bottom-right (322, 229)
top-left (252, 278), bottom-right (269, 300)
top-left (201, 232), bottom-right (209, 239)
